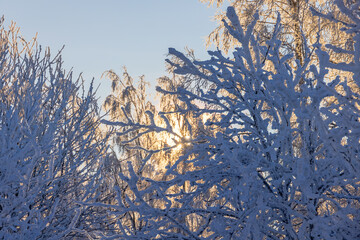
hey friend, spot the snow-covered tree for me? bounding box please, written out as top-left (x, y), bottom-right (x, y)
top-left (99, 64), bottom-right (211, 237)
top-left (104, 1), bottom-right (359, 239)
top-left (0, 20), bottom-right (109, 239)
top-left (200, 0), bottom-right (352, 67)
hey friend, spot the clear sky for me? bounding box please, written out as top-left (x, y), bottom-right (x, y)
top-left (0, 0), bottom-right (220, 102)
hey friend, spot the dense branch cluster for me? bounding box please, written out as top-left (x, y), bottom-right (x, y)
top-left (102, 1), bottom-right (360, 239)
top-left (0, 20), bottom-right (109, 239)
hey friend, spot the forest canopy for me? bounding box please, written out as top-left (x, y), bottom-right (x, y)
top-left (1, 0), bottom-right (359, 239)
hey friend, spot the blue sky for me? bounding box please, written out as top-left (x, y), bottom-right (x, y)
top-left (0, 0), bottom-right (221, 101)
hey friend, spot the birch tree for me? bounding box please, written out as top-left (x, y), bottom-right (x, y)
top-left (100, 64), bottom-right (211, 237)
top-left (201, 0), bottom-right (352, 66)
